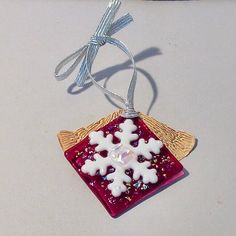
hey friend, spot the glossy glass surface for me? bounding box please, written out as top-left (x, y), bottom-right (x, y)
top-left (65, 116), bottom-right (184, 217)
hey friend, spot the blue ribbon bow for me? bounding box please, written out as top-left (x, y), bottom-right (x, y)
top-left (55, 0), bottom-right (138, 118)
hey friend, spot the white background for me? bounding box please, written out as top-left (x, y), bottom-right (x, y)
top-left (0, 0), bottom-right (235, 235)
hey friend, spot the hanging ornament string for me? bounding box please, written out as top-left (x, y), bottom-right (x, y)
top-left (54, 0), bottom-right (138, 118)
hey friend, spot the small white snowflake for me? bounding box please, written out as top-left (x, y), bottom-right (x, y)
top-left (81, 119), bottom-right (163, 197)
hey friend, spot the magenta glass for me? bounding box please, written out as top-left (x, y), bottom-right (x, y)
top-left (64, 116), bottom-right (184, 217)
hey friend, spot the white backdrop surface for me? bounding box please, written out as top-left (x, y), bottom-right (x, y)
top-left (0, 1), bottom-right (235, 236)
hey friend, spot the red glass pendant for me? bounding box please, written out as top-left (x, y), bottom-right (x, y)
top-left (61, 115), bottom-right (185, 217)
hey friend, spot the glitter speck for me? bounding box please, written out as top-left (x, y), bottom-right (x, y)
top-left (141, 184), bottom-right (149, 190)
top-left (125, 196), bottom-right (132, 201)
top-left (133, 180), bottom-right (142, 189)
top-left (102, 176), bottom-right (107, 181)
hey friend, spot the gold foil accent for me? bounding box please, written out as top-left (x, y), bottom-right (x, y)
top-left (58, 110), bottom-right (195, 160)
top-left (58, 110), bottom-right (122, 151)
top-left (140, 113), bottom-right (195, 160)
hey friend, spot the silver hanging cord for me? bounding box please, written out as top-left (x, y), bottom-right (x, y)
top-left (54, 0), bottom-right (138, 118)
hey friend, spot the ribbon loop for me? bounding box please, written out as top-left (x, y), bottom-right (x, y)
top-left (55, 45), bottom-right (87, 81)
top-left (54, 0), bottom-right (138, 118)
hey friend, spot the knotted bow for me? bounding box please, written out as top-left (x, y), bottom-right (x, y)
top-left (55, 0), bottom-right (138, 118)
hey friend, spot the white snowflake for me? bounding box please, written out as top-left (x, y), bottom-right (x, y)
top-left (81, 119), bottom-right (163, 197)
